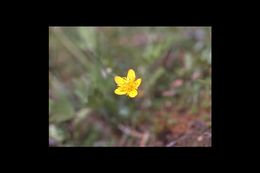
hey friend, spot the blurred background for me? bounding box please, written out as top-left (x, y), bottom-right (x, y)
top-left (49, 27), bottom-right (211, 147)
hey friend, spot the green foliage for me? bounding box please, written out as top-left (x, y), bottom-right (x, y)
top-left (50, 96), bottom-right (74, 123)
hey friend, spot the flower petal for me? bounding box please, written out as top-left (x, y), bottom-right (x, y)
top-left (114, 76), bottom-right (127, 86)
top-left (134, 78), bottom-right (142, 88)
top-left (128, 89), bottom-right (138, 98)
top-left (114, 87), bottom-right (127, 95)
top-left (127, 69), bottom-right (135, 81)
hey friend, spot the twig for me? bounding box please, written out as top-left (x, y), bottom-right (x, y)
top-left (118, 125), bottom-right (150, 147)
top-left (118, 125), bottom-right (143, 138)
top-left (166, 141), bottom-right (176, 147)
top-left (140, 132), bottom-right (149, 147)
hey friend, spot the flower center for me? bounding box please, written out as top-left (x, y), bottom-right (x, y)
top-left (124, 81), bottom-right (136, 92)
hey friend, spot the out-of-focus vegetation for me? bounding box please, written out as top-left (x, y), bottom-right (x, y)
top-left (49, 27), bottom-right (211, 147)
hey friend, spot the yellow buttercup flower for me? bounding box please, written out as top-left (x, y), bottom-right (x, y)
top-left (114, 69), bottom-right (142, 98)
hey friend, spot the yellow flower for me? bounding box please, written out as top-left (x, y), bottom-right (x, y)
top-left (114, 69), bottom-right (142, 98)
